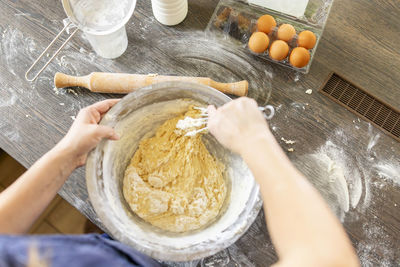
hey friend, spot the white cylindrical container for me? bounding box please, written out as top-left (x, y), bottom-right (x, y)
top-left (72, 0), bottom-right (136, 59)
top-left (151, 0), bottom-right (188, 26)
top-left (84, 26), bottom-right (128, 59)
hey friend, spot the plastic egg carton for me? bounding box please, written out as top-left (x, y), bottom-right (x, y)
top-left (205, 0), bottom-right (334, 73)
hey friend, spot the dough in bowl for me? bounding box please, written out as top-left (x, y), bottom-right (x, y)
top-left (123, 107), bottom-right (226, 232)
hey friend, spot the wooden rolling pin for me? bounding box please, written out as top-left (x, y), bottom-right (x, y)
top-left (54, 72), bottom-right (248, 97)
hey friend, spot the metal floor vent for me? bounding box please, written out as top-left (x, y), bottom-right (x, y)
top-left (320, 73), bottom-right (400, 142)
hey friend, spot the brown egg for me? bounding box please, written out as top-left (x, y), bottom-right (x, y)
top-left (297, 30), bottom-right (316, 49)
top-left (290, 47), bottom-right (310, 68)
top-left (277, 24), bottom-right (296, 42)
top-left (257, 15), bottom-right (276, 34)
top-left (269, 40), bottom-right (289, 61)
top-left (248, 32), bottom-right (270, 53)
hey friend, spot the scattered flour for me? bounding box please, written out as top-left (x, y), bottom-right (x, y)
top-left (290, 102), bottom-right (306, 110)
top-left (367, 125), bottom-right (380, 156)
top-left (293, 72), bottom-right (301, 82)
top-left (1, 26), bottom-right (37, 76)
top-left (3, 128), bottom-right (21, 142)
top-left (199, 244), bottom-right (256, 267)
top-left (62, 18), bottom-right (78, 35)
top-left (295, 140), bottom-right (363, 221)
top-left (373, 162), bottom-right (400, 186)
top-left (67, 88), bottom-right (78, 96)
top-left (312, 152), bottom-right (350, 212)
top-left (0, 87), bottom-right (17, 107)
top-left (280, 137), bottom-right (296, 144)
top-left (53, 87), bottom-right (60, 95)
top-left (357, 222), bottom-right (397, 267)
top-left (296, 123), bottom-right (399, 265)
top-left (53, 86), bottom-right (79, 96)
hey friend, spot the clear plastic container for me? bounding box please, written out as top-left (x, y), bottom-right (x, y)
top-left (206, 0), bottom-right (334, 73)
top-left (84, 25), bottom-right (128, 59)
top-left (65, 0), bottom-right (136, 59)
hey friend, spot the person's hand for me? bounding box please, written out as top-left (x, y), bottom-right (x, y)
top-left (207, 97), bottom-right (271, 155)
top-left (56, 99), bottom-right (120, 167)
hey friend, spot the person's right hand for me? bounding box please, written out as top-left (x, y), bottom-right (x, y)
top-left (207, 97), bottom-right (271, 155)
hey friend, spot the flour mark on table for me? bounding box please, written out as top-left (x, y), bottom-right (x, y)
top-left (0, 26), bottom-right (37, 76)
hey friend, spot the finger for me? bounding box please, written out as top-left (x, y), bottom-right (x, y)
top-left (207, 114), bottom-right (216, 131)
top-left (207, 107), bottom-right (220, 132)
top-left (75, 107), bottom-right (91, 122)
top-left (78, 99), bottom-right (120, 123)
top-left (207, 105), bottom-right (217, 117)
top-left (94, 125), bottom-right (120, 141)
top-left (245, 97), bottom-right (259, 109)
top-left (75, 106), bottom-right (100, 124)
top-left (220, 99), bottom-right (239, 112)
top-left (89, 99), bottom-right (121, 115)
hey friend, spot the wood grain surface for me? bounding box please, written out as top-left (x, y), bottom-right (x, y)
top-left (0, 0), bottom-right (399, 266)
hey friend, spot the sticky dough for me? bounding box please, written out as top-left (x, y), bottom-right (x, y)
top-left (123, 108), bottom-right (226, 232)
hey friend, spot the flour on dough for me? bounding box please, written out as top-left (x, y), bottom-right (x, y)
top-left (123, 107), bottom-right (226, 232)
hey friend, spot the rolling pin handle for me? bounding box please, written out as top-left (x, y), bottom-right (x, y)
top-left (54, 72), bottom-right (89, 89)
top-left (209, 80), bottom-right (249, 97)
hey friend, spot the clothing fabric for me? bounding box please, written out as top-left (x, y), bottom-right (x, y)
top-left (0, 234), bottom-right (161, 267)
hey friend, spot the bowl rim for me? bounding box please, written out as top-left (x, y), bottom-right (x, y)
top-left (86, 81), bottom-right (262, 261)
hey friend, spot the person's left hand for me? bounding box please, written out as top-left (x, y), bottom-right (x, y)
top-left (56, 99), bottom-right (120, 168)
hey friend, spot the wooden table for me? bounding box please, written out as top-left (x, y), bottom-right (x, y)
top-left (0, 0), bottom-right (399, 265)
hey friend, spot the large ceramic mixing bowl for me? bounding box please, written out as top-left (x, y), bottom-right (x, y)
top-left (86, 82), bottom-right (262, 261)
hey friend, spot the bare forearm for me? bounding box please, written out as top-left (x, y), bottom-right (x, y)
top-left (0, 145), bottom-right (76, 234)
top-left (0, 99), bottom-right (119, 234)
top-left (241, 133), bottom-right (359, 266)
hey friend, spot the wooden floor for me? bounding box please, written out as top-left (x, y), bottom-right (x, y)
top-left (0, 150), bottom-right (94, 235)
